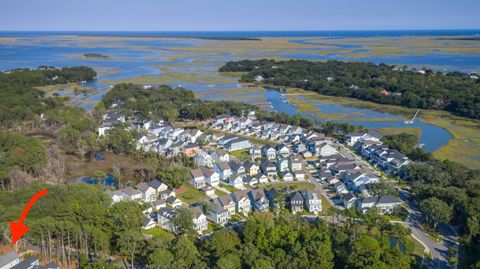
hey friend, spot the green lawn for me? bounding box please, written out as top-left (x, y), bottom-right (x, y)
top-left (220, 183), bottom-right (239, 193)
top-left (176, 184), bottom-right (209, 204)
top-left (143, 227), bottom-right (175, 241)
top-left (214, 189), bottom-right (227, 196)
top-left (264, 182), bottom-right (315, 190)
top-left (230, 149), bottom-right (251, 161)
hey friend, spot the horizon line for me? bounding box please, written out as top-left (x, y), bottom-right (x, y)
top-left (1, 28), bottom-right (480, 32)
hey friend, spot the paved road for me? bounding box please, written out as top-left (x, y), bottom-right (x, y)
top-left (398, 190), bottom-right (458, 269)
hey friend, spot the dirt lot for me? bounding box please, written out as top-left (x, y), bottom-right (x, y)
top-left (64, 152), bottom-right (153, 182)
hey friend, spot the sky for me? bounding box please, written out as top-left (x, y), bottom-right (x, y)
top-left (1, 0), bottom-right (480, 31)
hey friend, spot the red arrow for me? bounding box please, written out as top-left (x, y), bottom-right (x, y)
top-left (9, 189), bottom-right (48, 244)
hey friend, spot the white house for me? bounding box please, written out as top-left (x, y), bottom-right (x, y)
top-left (122, 187), bottom-right (142, 201)
top-left (211, 150), bottom-right (230, 164)
top-left (232, 190), bottom-right (252, 216)
top-left (136, 182), bottom-right (157, 203)
top-left (262, 145), bottom-right (276, 160)
top-left (303, 190), bottom-right (322, 213)
top-left (190, 168), bottom-right (206, 189)
top-left (276, 158), bottom-right (290, 173)
top-left (191, 207), bottom-right (208, 233)
top-left (215, 162), bottom-right (232, 181)
top-left (106, 190), bottom-right (124, 204)
top-left (142, 217), bottom-right (156, 230)
top-left (275, 144), bottom-right (290, 158)
top-left (208, 200), bottom-right (230, 226)
top-left (229, 173), bottom-right (244, 189)
top-left (195, 151), bottom-right (215, 168)
top-left (202, 167), bottom-right (220, 187)
top-left (289, 156), bottom-right (303, 172)
top-left (315, 143), bottom-right (337, 157)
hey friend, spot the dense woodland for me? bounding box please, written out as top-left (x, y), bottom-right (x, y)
top-left (0, 66), bottom-right (96, 126)
top-left (0, 183), bottom-right (417, 269)
top-left (406, 160), bottom-right (480, 267)
top-left (220, 59), bottom-right (480, 119)
top-left (0, 67), bottom-right (98, 190)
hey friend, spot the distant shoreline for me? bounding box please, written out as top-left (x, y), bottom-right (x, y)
top-left (1, 29), bottom-right (479, 39)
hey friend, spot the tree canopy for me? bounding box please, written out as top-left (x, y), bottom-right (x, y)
top-left (220, 59), bottom-right (480, 120)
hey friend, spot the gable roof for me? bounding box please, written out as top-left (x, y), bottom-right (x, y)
top-left (123, 187), bottom-right (141, 196)
top-left (136, 182), bottom-right (153, 193)
top-left (190, 168), bottom-right (204, 179)
top-left (289, 191), bottom-right (304, 202)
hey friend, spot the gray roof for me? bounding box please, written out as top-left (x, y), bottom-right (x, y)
top-left (123, 187), bottom-right (141, 196)
top-left (149, 179), bottom-right (164, 189)
top-left (210, 200), bottom-right (228, 214)
top-left (289, 191), bottom-right (304, 203)
top-left (136, 182), bottom-right (153, 193)
top-left (190, 168), bottom-right (204, 179)
top-left (378, 195), bottom-right (402, 204)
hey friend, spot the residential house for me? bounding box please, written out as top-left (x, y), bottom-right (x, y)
top-left (122, 187), bottom-right (142, 201)
top-left (215, 162), bottom-right (232, 181)
top-left (136, 182), bottom-right (157, 202)
top-left (184, 143), bottom-right (201, 157)
top-left (313, 142), bottom-right (337, 157)
top-left (208, 200), bottom-right (230, 226)
top-left (262, 145), bottom-right (276, 160)
top-left (149, 179), bottom-right (168, 194)
top-left (229, 160), bottom-right (246, 175)
top-left (211, 150), bottom-right (230, 164)
top-left (200, 185), bottom-right (216, 196)
top-left (289, 156), bottom-right (303, 172)
top-left (276, 158), bottom-right (290, 173)
top-left (342, 193), bottom-right (357, 209)
top-left (256, 174), bottom-right (269, 184)
top-left (202, 167), bottom-right (220, 187)
top-left (275, 144), bottom-right (290, 158)
top-left (228, 173), bottom-right (244, 189)
top-left (190, 168), bottom-right (206, 189)
top-left (303, 190), bottom-right (322, 213)
top-left (260, 159), bottom-right (277, 178)
top-left (166, 196), bottom-right (182, 208)
top-left (152, 199), bottom-right (167, 210)
top-left (225, 138), bottom-right (252, 152)
top-left (248, 189), bottom-right (269, 212)
top-left (217, 195), bottom-right (236, 215)
top-left (194, 151), bottom-right (214, 168)
top-left (232, 190), bottom-right (252, 216)
top-left (191, 207), bottom-right (208, 233)
top-left (357, 195), bottom-right (403, 214)
top-left (289, 191), bottom-right (304, 214)
top-left (142, 217), bottom-right (156, 230)
top-left (158, 188), bottom-right (175, 200)
top-left (243, 175), bottom-right (258, 187)
top-left (158, 207), bottom-right (177, 232)
top-left (244, 162), bottom-right (260, 176)
top-left (282, 171), bottom-right (294, 181)
top-left (346, 131), bottom-right (381, 147)
top-left (106, 190), bottom-right (124, 203)
top-left (218, 135), bottom-right (238, 147)
top-left (156, 138), bottom-right (173, 152)
top-left (249, 145), bottom-right (262, 159)
top-left (294, 170), bottom-right (306, 181)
